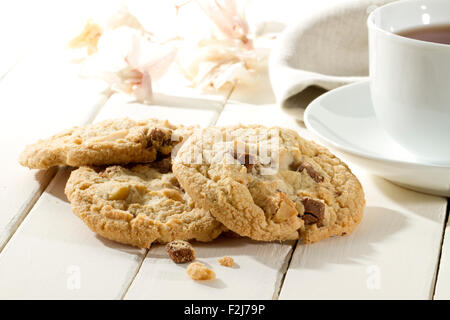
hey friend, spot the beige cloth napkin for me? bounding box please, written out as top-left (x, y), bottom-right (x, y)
top-left (269, 0), bottom-right (397, 119)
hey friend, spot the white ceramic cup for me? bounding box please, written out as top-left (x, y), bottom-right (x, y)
top-left (368, 0), bottom-right (450, 164)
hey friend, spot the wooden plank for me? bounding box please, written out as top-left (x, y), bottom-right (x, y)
top-left (112, 87), bottom-right (242, 299)
top-left (279, 170), bottom-right (447, 300)
top-left (125, 239), bottom-right (294, 300)
top-left (219, 74), bottom-right (448, 299)
top-left (0, 1), bottom-right (36, 79)
top-left (122, 75), bottom-right (302, 300)
top-left (0, 0), bottom-right (124, 252)
top-left (218, 68), bottom-right (307, 132)
top-left (183, 82), bottom-right (303, 300)
top-left (125, 81), bottom-right (301, 300)
top-left (0, 0), bottom-right (230, 254)
top-left (0, 51), bottom-right (109, 253)
top-left (0, 0), bottom-right (379, 300)
top-left (2, 0), bottom-right (444, 299)
top-left (122, 1), bottom-right (356, 297)
top-left (94, 92), bottom-right (223, 127)
top-left (0, 168), bottom-right (146, 299)
top-left (0, 0), bottom-right (118, 79)
top-left (433, 201), bottom-right (450, 300)
top-left (0, 67), bottom-right (231, 298)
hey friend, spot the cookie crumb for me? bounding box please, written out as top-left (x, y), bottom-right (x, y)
top-left (186, 262), bottom-right (216, 280)
top-left (166, 240), bottom-right (196, 264)
top-left (218, 256), bottom-right (234, 267)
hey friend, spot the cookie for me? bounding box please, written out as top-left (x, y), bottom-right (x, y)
top-left (64, 162), bottom-right (224, 248)
top-left (19, 118), bottom-right (188, 169)
top-left (173, 125), bottom-right (365, 243)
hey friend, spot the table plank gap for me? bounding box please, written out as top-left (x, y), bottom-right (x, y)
top-left (118, 248), bottom-right (150, 300)
top-left (0, 57), bottom-right (22, 84)
top-left (125, 239), bottom-right (295, 300)
top-left (210, 84), bottom-right (236, 126)
top-left (433, 199), bottom-right (450, 300)
top-left (0, 0), bottom-right (119, 252)
top-left (0, 167), bottom-right (57, 253)
top-left (273, 240), bottom-right (297, 300)
top-left (219, 72), bottom-right (448, 299)
top-left (120, 86), bottom-right (246, 300)
top-left (179, 76), bottom-right (300, 300)
top-left (2, 86), bottom-right (114, 250)
top-left (116, 248), bottom-right (151, 300)
top-left (0, 65), bottom-right (230, 298)
top-left (430, 199), bottom-right (450, 299)
top-left (279, 169), bottom-right (447, 300)
top-left (0, 168), bottom-right (148, 299)
top-left (0, 51), bottom-right (110, 254)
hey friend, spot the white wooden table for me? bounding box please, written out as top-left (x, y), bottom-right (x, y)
top-left (0, 0), bottom-right (449, 300)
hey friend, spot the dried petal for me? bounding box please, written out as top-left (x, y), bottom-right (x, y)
top-left (105, 5), bottom-right (144, 31)
top-left (178, 38), bottom-right (264, 90)
top-left (68, 20), bottom-right (103, 55)
top-left (194, 0), bottom-right (252, 48)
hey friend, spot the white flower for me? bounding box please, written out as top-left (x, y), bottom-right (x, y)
top-left (80, 27), bottom-right (177, 103)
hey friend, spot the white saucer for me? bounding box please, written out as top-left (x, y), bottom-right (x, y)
top-left (304, 80), bottom-right (450, 197)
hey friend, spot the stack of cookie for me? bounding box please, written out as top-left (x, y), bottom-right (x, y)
top-left (19, 118), bottom-right (365, 248)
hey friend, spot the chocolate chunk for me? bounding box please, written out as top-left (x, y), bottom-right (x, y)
top-left (234, 152), bottom-right (255, 173)
top-left (150, 128), bottom-right (165, 141)
top-left (302, 213), bottom-right (320, 225)
top-left (151, 157), bottom-right (172, 173)
top-left (291, 163), bottom-right (324, 183)
top-left (301, 198), bottom-right (325, 226)
top-left (147, 128), bottom-right (163, 147)
top-left (146, 128), bottom-right (172, 148)
top-left (166, 240), bottom-right (196, 264)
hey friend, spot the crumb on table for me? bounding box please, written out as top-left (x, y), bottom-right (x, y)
top-left (186, 262), bottom-right (216, 280)
top-left (218, 256), bottom-right (234, 267)
top-left (166, 240), bottom-right (196, 264)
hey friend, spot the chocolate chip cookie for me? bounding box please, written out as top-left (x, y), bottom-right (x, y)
top-left (19, 118), bottom-right (188, 169)
top-left (65, 161), bottom-right (224, 248)
top-left (173, 125), bottom-right (365, 243)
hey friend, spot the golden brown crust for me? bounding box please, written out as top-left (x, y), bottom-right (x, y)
top-left (64, 164), bottom-right (224, 249)
top-left (173, 125), bottom-right (365, 243)
top-left (19, 118), bottom-right (189, 169)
